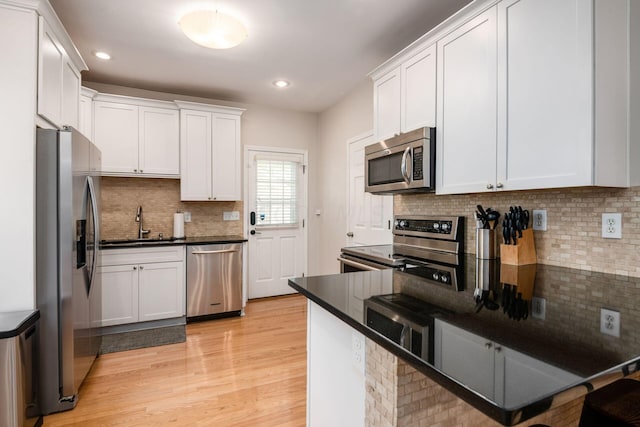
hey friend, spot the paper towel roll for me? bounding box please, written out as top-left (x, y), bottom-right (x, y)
top-left (173, 213), bottom-right (185, 239)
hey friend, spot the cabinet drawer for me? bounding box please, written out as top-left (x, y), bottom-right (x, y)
top-left (100, 245), bottom-right (185, 266)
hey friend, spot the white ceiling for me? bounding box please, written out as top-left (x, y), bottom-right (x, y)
top-left (50, 0), bottom-right (472, 113)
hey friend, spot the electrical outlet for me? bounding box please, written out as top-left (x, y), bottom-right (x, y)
top-left (531, 297), bottom-right (546, 320)
top-left (600, 308), bottom-right (621, 337)
top-left (183, 211), bottom-right (192, 223)
top-left (223, 211), bottom-right (240, 221)
top-left (602, 213), bottom-right (622, 239)
top-left (352, 331), bottom-right (365, 374)
top-left (532, 209), bottom-right (547, 231)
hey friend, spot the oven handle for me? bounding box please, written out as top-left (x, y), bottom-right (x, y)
top-left (338, 257), bottom-right (385, 272)
top-left (401, 146), bottom-right (412, 183)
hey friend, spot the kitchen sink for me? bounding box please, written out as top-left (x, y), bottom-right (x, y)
top-left (100, 237), bottom-right (182, 247)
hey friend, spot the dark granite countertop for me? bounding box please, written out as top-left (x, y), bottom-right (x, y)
top-left (288, 255), bottom-right (640, 426)
top-left (0, 310), bottom-right (39, 339)
top-left (100, 235), bottom-right (247, 249)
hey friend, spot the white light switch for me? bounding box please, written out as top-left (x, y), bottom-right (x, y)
top-left (223, 211), bottom-right (240, 221)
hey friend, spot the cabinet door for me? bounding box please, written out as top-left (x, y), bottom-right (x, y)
top-left (180, 109), bottom-right (212, 200)
top-left (139, 106), bottom-right (179, 176)
top-left (79, 95), bottom-right (93, 140)
top-left (433, 320), bottom-right (495, 400)
top-left (401, 44), bottom-right (437, 131)
top-left (436, 8), bottom-right (498, 195)
top-left (61, 60), bottom-right (80, 129)
top-left (38, 17), bottom-right (64, 127)
top-left (100, 265), bottom-right (139, 326)
top-left (93, 101), bottom-right (139, 174)
top-left (495, 346), bottom-right (581, 408)
top-left (497, 0), bottom-right (593, 190)
top-left (373, 66), bottom-right (401, 141)
top-left (211, 113), bottom-right (242, 200)
top-left (138, 261), bottom-right (185, 321)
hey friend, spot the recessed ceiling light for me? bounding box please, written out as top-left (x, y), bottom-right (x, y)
top-left (273, 80), bottom-right (290, 88)
top-left (94, 51), bottom-right (111, 60)
top-left (179, 9), bottom-right (248, 49)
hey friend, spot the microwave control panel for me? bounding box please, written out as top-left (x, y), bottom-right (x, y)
top-left (413, 146), bottom-right (423, 180)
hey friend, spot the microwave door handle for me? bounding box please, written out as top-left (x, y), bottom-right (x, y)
top-left (401, 147), bottom-right (412, 183)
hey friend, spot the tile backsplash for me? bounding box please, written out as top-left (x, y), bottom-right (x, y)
top-left (395, 186), bottom-right (640, 277)
top-left (100, 177), bottom-right (243, 240)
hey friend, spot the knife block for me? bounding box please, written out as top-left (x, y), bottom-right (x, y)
top-left (500, 263), bottom-right (536, 299)
top-left (500, 228), bottom-right (537, 265)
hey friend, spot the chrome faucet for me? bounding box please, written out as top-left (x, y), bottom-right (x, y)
top-left (135, 206), bottom-right (150, 239)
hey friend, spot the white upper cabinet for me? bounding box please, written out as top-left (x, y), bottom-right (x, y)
top-left (372, 44), bottom-right (437, 141)
top-left (177, 101), bottom-right (244, 201)
top-left (496, 0), bottom-right (593, 191)
top-left (93, 94), bottom-right (180, 177)
top-left (372, 0), bottom-right (638, 195)
top-left (401, 44), bottom-right (437, 133)
top-left (78, 86), bottom-right (97, 140)
top-left (373, 67), bottom-right (401, 141)
top-left (37, 15), bottom-right (84, 129)
top-left (436, 8), bottom-right (498, 195)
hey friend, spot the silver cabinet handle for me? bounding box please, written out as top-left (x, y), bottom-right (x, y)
top-left (496, 182), bottom-right (504, 189)
top-left (192, 249), bottom-right (239, 255)
top-left (486, 184), bottom-right (494, 190)
top-left (347, 232), bottom-right (354, 237)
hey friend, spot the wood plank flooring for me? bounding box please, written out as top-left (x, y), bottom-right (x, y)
top-left (44, 295), bottom-right (307, 427)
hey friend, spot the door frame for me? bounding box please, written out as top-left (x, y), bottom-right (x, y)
top-left (346, 130), bottom-right (374, 246)
top-left (243, 145), bottom-right (309, 302)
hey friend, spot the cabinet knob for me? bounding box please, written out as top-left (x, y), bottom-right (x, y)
top-left (494, 346), bottom-right (502, 353)
top-left (133, 266), bottom-right (137, 270)
top-left (140, 169), bottom-right (143, 173)
top-left (485, 342), bottom-right (492, 349)
top-left (139, 266), bottom-right (144, 270)
top-left (496, 182), bottom-right (504, 189)
top-left (347, 232), bottom-right (354, 237)
top-left (486, 184), bottom-right (494, 190)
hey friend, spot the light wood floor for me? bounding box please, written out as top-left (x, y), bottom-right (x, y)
top-left (44, 295), bottom-right (307, 427)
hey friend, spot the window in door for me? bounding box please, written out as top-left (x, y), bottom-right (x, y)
top-left (255, 158), bottom-right (299, 227)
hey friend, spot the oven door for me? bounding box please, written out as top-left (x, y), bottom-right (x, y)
top-left (338, 254), bottom-right (389, 273)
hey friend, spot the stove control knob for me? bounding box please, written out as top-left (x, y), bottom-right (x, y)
top-left (433, 223), bottom-right (440, 230)
top-left (441, 274), bottom-right (450, 284)
top-left (441, 223), bottom-right (450, 232)
top-left (394, 220), bottom-right (400, 227)
top-left (399, 220), bottom-right (408, 228)
top-left (432, 272), bottom-right (440, 281)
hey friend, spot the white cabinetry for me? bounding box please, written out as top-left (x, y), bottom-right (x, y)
top-left (93, 94), bottom-right (180, 177)
top-left (434, 320), bottom-right (580, 407)
top-left (436, 8), bottom-right (497, 195)
top-left (98, 246), bottom-right (185, 327)
top-left (177, 101), bottom-right (245, 201)
top-left (434, 0), bottom-right (635, 194)
top-left (78, 86), bottom-right (97, 140)
top-left (371, 44), bottom-right (436, 141)
top-left (37, 15), bottom-right (83, 129)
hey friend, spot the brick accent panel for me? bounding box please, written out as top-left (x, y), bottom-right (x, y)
top-left (100, 177), bottom-right (243, 240)
top-left (365, 341), bottom-right (640, 427)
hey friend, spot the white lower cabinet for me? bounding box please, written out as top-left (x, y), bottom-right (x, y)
top-left (99, 246), bottom-right (185, 327)
top-left (433, 319), bottom-right (580, 407)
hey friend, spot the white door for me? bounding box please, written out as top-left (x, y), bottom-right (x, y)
top-left (346, 132), bottom-right (393, 247)
top-left (246, 147), bottom-right (307, 299)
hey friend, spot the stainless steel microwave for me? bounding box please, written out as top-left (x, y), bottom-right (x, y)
top-left (365, 127), bottom-right (435, 194)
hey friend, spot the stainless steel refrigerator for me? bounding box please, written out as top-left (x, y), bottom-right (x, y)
top-left (35, 127), bottom-right (102, 414)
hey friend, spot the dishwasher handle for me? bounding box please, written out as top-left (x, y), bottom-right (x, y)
top-left (191, 249), bottom-right (239, 255)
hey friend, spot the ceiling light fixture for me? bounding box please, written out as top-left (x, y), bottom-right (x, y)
top-left (94, 51), bottom-right (111, 60)
top-left (273, 80), bottom-right (290, 88)
top-left (179, 9), bottom-right (248, 49)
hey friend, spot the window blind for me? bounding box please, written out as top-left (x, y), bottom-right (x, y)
top-left (255, 159), bottom-right (298, 226)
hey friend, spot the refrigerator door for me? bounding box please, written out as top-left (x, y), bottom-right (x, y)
top-left (36, 127), bottom-right (102, 414)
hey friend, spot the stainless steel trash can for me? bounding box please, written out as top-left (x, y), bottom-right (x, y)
top-left (0, 310), bottom-right (41, 427)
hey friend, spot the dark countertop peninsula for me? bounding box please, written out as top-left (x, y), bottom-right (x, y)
top-left (289, 255), bottom-right (640, 426)
top-left (100, 235), bottom-right (247, 249)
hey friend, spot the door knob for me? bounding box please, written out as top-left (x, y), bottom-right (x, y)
top-left (250, 230), bottom-right (261, 235)
top-left (347, 232), bottom-right (354, 237)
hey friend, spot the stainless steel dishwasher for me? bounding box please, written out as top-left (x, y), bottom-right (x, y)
top-left (186, 243), bottom-right (243, 320)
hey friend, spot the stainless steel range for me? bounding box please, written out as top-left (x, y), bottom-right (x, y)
top-left (339, 215), bottom-right (465, 290)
